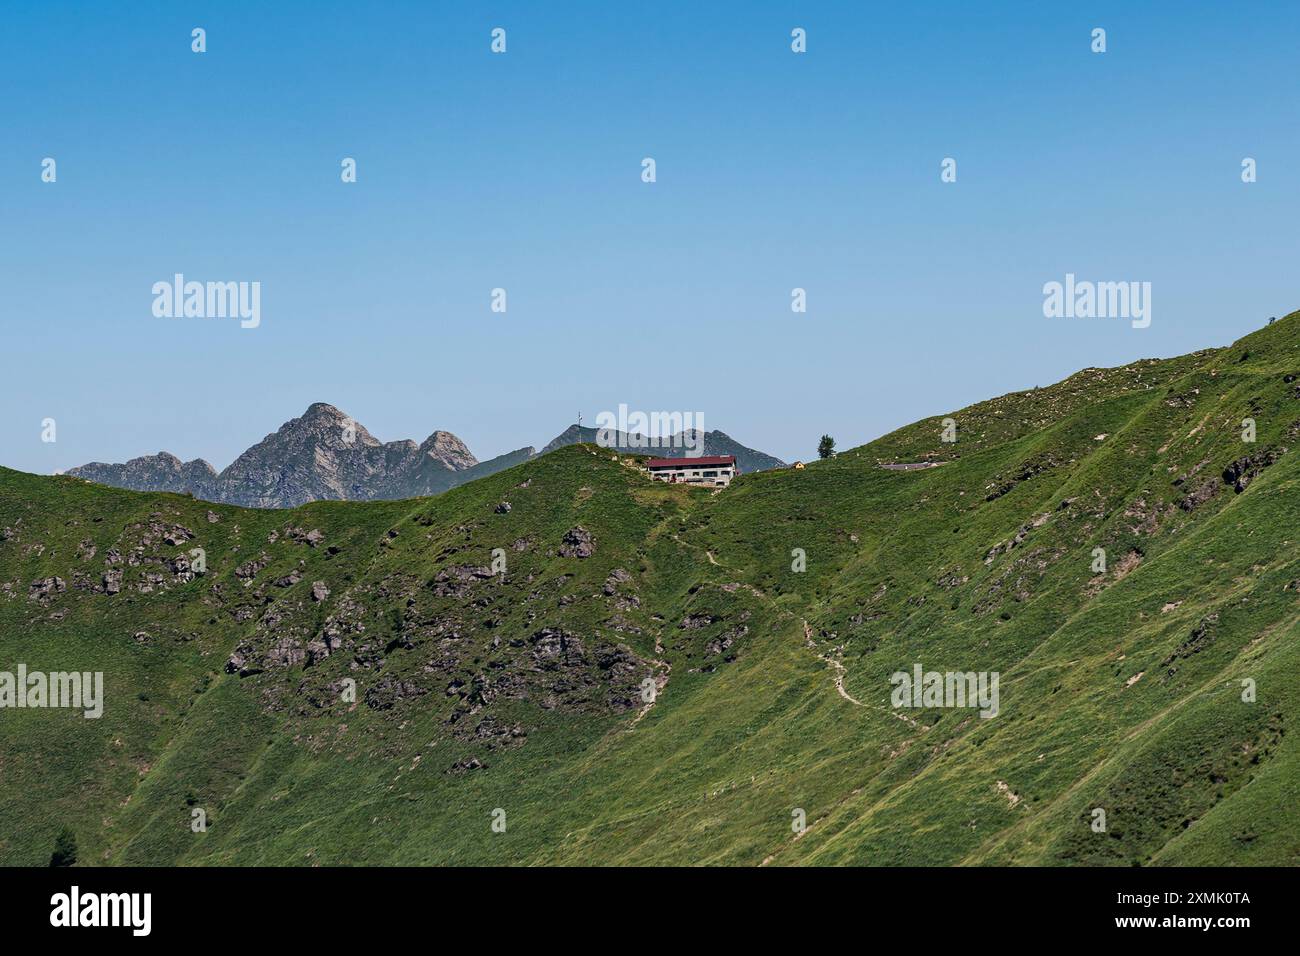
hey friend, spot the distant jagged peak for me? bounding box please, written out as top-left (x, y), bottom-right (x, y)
top-left (72, 451), bottom-right (217, 478)
top-left (280, 402), bottom-right (381, 448)
top-left (420, 430), bottom-right (478, 470)
top-left (133, 450), bottom-right (181, 467)
top-left (303, 401), bottom-right (347, 419)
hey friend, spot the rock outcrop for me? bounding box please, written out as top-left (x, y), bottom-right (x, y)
top-left (68, 452), bottom-right (220, 500)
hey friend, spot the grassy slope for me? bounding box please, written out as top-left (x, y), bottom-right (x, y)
top-left (1, 315), bottom-right (1297, 866)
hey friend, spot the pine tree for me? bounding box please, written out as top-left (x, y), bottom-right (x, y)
top-left (49, 827), bottom-right (77, 867)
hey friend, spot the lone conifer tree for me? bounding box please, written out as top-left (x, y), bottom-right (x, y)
top-left (817, 435), bottom-right (835, 459)
top-left (50, 827), bottom-right (78, 867)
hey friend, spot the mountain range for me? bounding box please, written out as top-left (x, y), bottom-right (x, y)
top-left (4, 312), bottom-right (1298, 866)
top-left (67, 404), bottom-right (785, 508)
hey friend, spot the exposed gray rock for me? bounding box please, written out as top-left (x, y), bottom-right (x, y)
top-left (67, 452), bottom-right (219, 499)
top-left (559, 527), bottom-right (595, 559)
top-left (163, 526), bottom-right (193, 546)
top-left (530, 627), bottom-right (587, 668)
top-left (680, 613), bottom-right (717, 630)
top-left (1223, 448), bottom-right (1285, 493)
top-left (235, 554), bottom-right (270, 580)
top-left (28, 576), bottom-right (66, 602)
top-left (1178, 478), bottom-right (1219, 512)
top-left (446, 756), bottom-right (487, 774)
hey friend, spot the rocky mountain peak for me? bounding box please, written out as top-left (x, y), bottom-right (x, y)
top-left (304, 401), bottom-right (346, 418)
top-left (420, 430), bottom-right (477, 471)
top-left (272, 403), bottom-right (380, 450)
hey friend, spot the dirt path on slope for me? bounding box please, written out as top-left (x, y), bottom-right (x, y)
top-left (800, 620), bottom-right (923, 728)
top-left (803, 620), bottom-right (865, 706)
top-left (627, 663), bottom-right (671, 729)
top-left (878, 461), bottom-right (948, 471)
top-left (671, 530), bottom-right (912, 720)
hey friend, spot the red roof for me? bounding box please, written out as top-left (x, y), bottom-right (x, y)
top-left (645, 456), bottom-right (736, 469)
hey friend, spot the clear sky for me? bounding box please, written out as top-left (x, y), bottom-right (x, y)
top-left (3, 1), bottom-right (1297, 474)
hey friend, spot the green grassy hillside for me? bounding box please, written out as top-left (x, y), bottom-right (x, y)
top-left (2, 314), bottom-right (1298, 866)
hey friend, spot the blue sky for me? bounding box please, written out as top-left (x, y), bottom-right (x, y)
top-left (3, 1), bottom-right (1297, 474)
